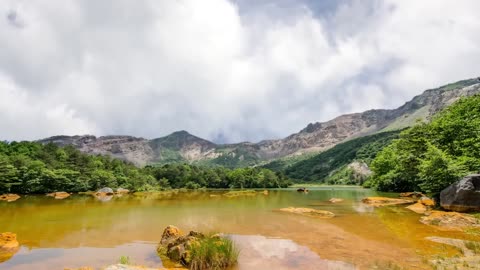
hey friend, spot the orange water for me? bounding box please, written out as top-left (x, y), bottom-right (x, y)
top-left (0, 188), bottom-right (478, 269)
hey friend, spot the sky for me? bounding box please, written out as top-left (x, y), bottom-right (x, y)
top-left (1, 0), bottom-right (480, 143)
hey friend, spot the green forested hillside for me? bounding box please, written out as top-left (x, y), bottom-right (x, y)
top-left (367, 94), bottom-right (480, 194)
top-left (0, 141), bottom-right (290, 194)
top-left (264, 130), bottom-right (402, 182)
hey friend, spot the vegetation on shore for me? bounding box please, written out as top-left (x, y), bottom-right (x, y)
top-left (0, 141), bottom-right (291, 194)
top-left (366, 95), bottom-right (480, 194)
top-left (263, 130), bottom-right (401, 183)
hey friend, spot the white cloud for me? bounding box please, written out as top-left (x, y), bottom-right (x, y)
top-left (0, 0), bottom-right (479, 142)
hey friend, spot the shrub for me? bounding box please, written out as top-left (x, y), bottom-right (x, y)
top-left (189, 235), bottom-right (239, 270)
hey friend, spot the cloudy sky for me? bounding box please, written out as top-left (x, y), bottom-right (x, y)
top-left (1, 0), bottom-right (479, 143)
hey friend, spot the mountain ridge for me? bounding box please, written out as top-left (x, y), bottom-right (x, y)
top-left (37, 77), bottom-right (480, 167)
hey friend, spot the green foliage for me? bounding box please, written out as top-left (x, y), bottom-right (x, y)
top-left (189, 236), bottom-right (239, 270)
top-left (369, 94), bottom-right (480, 194)
top-left (277, 130), bottom-right (401, 182)
top-left (0, 140), bottom-right (290, 194)
top-left (119, 255), bottom-right (130, 265)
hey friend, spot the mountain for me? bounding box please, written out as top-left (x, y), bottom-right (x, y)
top-left (38, 77), bottom-right (480, 167)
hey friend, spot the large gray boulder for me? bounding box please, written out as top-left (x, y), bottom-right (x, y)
top-left (440, 174), bottom-right (480, 212)
top-left (97, 187), bottom-right (114, 195)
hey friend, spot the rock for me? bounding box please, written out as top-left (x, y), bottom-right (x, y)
top-left (0, 194), bottom-right (20, 202)
top-left (161, 225), bottom-right (183, 245)
top-left (0, 232), bottom-right (19, 263)
top-left (440, 174), bottom-right (480, 212)
top-left (116, 188), bottom-right (130, 194)
top-left (263, 190), bottom-right (269, 195)
top-left (420, 210), bottom-right (480, 230)
top-left (158, 226), bottom-right (205, 266)
top-left (399, 192), bottom-right (425, 199)
top-left (406, 202), bottom-right (428, 214)
top-left (47, 192), bottom-right (70, 199)
top-left (296, 188), bottom-right (309, 193)
top-left (329, 198), bottom-right (343, 203)
top-left (361, 197), bottom-right (413, 207)
top-left (419, 196), bottom-right (435, 206)
top-left (278, 207), bottom-right (335, 218)
top-left (97, 187), bottom-right (114, 195)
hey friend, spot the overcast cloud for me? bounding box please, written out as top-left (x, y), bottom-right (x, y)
top-left (1, 0), bottom-right (479, 143)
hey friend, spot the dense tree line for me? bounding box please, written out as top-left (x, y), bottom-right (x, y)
top-left (0, 141), bottom-right (291, 194)
top-left (366, 95), bottom-right (480, 194)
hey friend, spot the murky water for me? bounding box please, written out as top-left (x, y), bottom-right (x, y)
top-left (1, 188), bottom-right (478, 269)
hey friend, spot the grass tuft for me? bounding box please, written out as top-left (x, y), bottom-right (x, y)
top-left (119, 255), bottom-right (130, 265)
top-left (189, 235), bottom-right (239, 270)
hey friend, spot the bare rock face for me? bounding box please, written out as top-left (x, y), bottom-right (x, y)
top-left (440, 174), bottom-right (480, 212)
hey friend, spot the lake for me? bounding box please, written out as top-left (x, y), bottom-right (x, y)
top-left (0, 187), bottom-right (476, 269)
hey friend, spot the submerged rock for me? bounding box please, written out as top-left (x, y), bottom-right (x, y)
top-left (47, 192), bottom-right (70, 199)
top-left (440, 174), bottom-right (480, 212)
top-left (420, 210), bottom-right (480, 230)
top-left (278, 207), bottom-right (335, 218)
top-left (263, 190), bottom-right (269, 195)
top-left (406, 202), bottom-right (428, 214)
top-left (362, 197), bottom-right (413, 207)
top-left (0, 232), bottom-right (19, 263)
top-left (0, 194), bottom-right (20, 202)
top-left (329, 198), bottom-right (344, 203)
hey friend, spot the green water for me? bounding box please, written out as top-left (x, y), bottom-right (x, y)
top-left (0, 188), bottom-right (477, 269)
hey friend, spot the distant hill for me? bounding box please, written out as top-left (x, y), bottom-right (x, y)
top-left (38, 77), bottom-right (480, 167)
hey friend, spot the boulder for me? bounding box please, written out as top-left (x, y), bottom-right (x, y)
top-left (0, 194), bottom-right (20, 202)
top-left (440, 174), bottom-right (480, 212)
top-left (158, 226), bottom-right (204, 266)
top-left (0, 232), bottom-right (19, 263)
top-left (278, 207), bottom-right (335, 218)
top-left (47, 192), bottom-right (70, 199)
top-left (296, 188), bottom-right (308, 192)
top-left (97, 187), bottom-right (114, 195)
top-left (329, 198), bottom-right (344, 203)
top-left (419, 196), bottom-right (435, 206)
top-left (420, 210), bottom-right (480, 230)
top-left (361, 197), bottom-right (413, 207)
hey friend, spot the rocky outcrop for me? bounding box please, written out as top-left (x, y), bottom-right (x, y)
top-left (420, 211), bottom-right (480, 230)
top-left (47, 192), bottom-right (70, 199)
top-left (440, 174), bottom-right (480, 212)
top-left (157, 226), bottom-right (205, 267)
top-left (362, 197), bottom-right (413, 207)
top-left (0, 232), bottom-right (19, 263)
top-left (278, 207), bottom-right (335, 218)
top-left (0, 194), bottom-right (20, 202)
top-left (399, 192), bottom-right (425, 199)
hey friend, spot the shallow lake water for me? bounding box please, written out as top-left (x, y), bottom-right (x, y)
top-left (1, 187), bottom-right (478, 269)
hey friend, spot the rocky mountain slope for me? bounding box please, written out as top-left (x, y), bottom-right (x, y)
top-left (38, 78), bottom-right (480, 167)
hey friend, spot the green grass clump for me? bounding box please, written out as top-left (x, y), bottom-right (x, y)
top-left (119, 255), bottom-right (130, 265)
top-left (189, 236), bottom-right (239, 270)
top-left (222, 190), bottom-right (256, 198)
